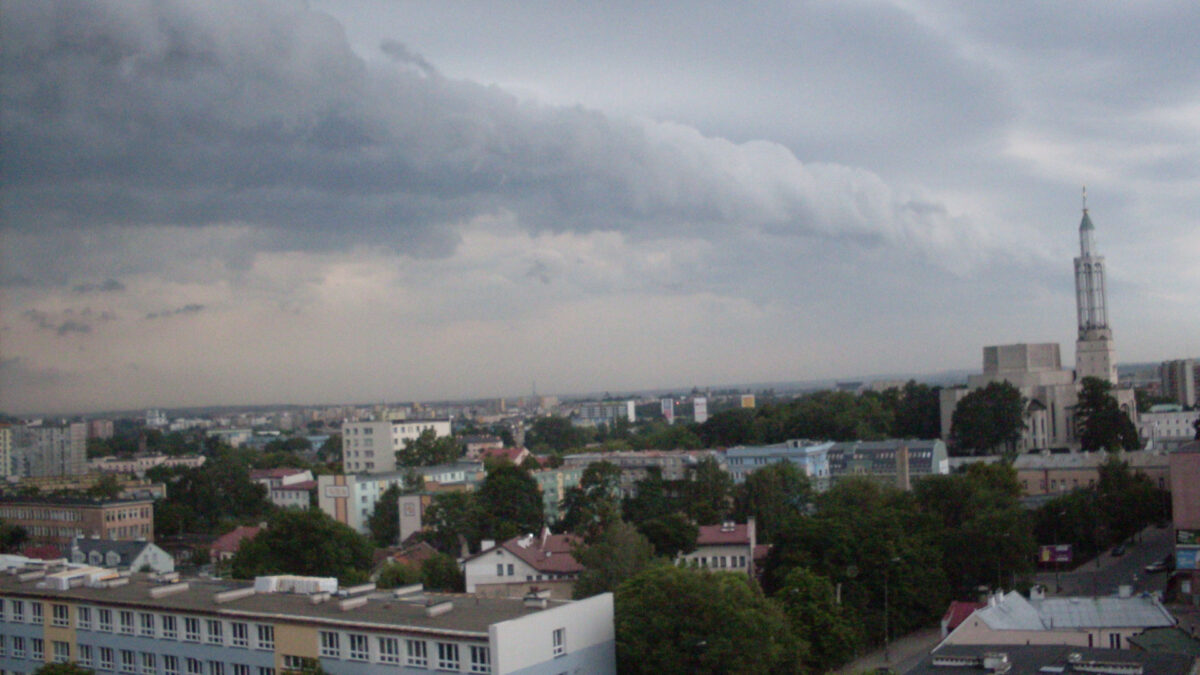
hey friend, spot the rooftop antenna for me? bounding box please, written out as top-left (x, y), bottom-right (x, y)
top-left (1082, 185), bottom-right (1087, 212)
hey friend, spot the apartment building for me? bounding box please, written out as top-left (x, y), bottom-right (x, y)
top-left (725, 440), bottom-right (834, 488)
top-left (342, 419), bottom-right (453, 474)
top-left (561, 450), bottom-right (724, 497)
top-left (0, 564), bottom-right (616, 674)
top-left (9, 422), bottom-right (87, 478)
top-left (317, 464), bottom-right (483, 535)
top-left (0, 496), bottom-right (154, 548)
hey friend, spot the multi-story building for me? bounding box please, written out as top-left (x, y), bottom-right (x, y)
top-left (1139, 406), bottom-right (1199, 451)
top-left (87, 419), bottom-right (115, 440)
top-left (724, 440), bottom-right (834, 488)
top-left (342, 419), bottom-right (453, 474)
top-left (0, 496), bottom-right (154, 547)
top-left (462, 530), bottom-right (584, 598)
top-left (531, 466), bottom-right (583, 524)
top-left (1160, 358), bottom-right (1197, 409)
top-left (317, 464), bottom-right (483, 536)
top-left (1170, 441), bottom-right (1200, 603)
top-left (10, 422), bottom-right (87, 477)
top-left (89, 454), bottom-right (207, 476)
top-left (560, 450), bottom-right (724, 497)
top-left (0, 566), bottom-right (616, 674)
top-left (1012, 449), bottom-right (1171, 496)
top-left (574, 401), bottom-right (635, 426)
top-left (249, 469), bottom-right (315, 509)
top-left (676, 520), bottom-right (757, 577)
top-left (0, 424), bottom-right (12, 479)
top-left (827, 439), bottom-right (949, 490)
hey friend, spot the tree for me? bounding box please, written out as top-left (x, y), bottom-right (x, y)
top-left (1, 519), bottom-right (29, 553)
top-left (422, 491), bottom-right (482, 556)
top-left (230, 509), bottom-right (373, 583)
top-left (890, 380), bottom-right (942, 440)
top-left (615, 565), bottom-right (804, 674)
top-left (681, 456), bottom-right (732, 525)
top-left (734, 462), bottom-right (812, 544)
top-left (697, 408), bottom-right (760, 447)
top-left (526, 416), bottom-right (589, 452)
top-left (421, 552), bottom-right (465, 592)
top-left (949, 382), bottom-right (1025, 456)
top-left (34, 664), bottom-right (96, 675)
top-left (573, 520), bottom-right (658, 599)
top-left (1076, 377), bottom-right (1140, 452)
top-left (559, 461), bottom-right (622, 540)
top-left (476, 464), bottom-right (543, 542)
top-left (635, 513), bottom-right (698, 558)
top-left (776, 566), bottom-right (859, 673)
top-left (153, 452), bottom-right (272, 535)
top-left (317, 434), bottom-right (342, 463)
top-left (376, 561), bottom-right (422, 589)
top-left (367, 485), bottom-right (402, 547)
top-left (397, 430), bottom-right (460, 467)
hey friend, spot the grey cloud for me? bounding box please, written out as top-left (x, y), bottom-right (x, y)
top-left (22, 308), bottom-right (111, 335)
top-left (380, 39), bottom-right (439, 77)
top-left (73, 279), bottom-right (126, 294)
top-left (145, 304), bottom-right (205, 320)
top-left (0, 0), bottom-right (986, 282)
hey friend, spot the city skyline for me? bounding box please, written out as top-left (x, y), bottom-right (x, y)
top-left (2, 1), bottom-right (1198, 416)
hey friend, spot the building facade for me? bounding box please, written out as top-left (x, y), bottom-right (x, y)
top-left (1170, 442), bottom-right (1200, 603)
top-left (0, 496), bottom-right (154, 548)
top-left (1160, 359), bottom-right (1198, 409)
top-left (0, 567), bottom-right (616, 674)
top-left (10, 423), bottom-right (87, 478)
top-left (560, 450), bottom-right (724, 498)
top-left (826, 439), bottom-right (950, 490)
top-left (342, 419), bottom-right (453, 474)
top-left (724, 440), bottom-right (834, 488)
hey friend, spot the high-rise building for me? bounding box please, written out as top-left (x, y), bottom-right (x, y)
top-left (10, 422), bottom-right (87, 477)
top-left (1160, 359), bottom-right (1197, 408)
top-left (1074, 188), bottom-right (1118, 385)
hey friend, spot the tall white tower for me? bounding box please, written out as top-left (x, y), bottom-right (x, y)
top-left (1073, 188), bottom-right (1118, 384)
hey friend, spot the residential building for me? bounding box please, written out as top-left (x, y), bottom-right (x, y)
top-left (910, 644), bottom-right (1197, 675)
top-left (10, 422), bottom-right (87, 477)
top-left (939, 588), bottom-right (1175, 650)
top-left (677, 520), bottom-right (756, 577)
top-left (205, 428), bottom-right (254, 448)
top-left (70, 537), bottom-right (175, 574)
top-left (89, 454), bottom-right (206, 476)
top-left (462, 436), bottom-right (504, 460)
top-left (560, 450), bottom-right (724, 498)
top-left (0, 496), bottom-right (154, 548)
top-left (462, 529), bottom-right (584, 598)
top-left (250, 469), bottom-right (315, 509)
top-left (87, 419), bottom-right (115, 440)
top-left (0, 564), bottom-right (616, 674)
top-left (342, 418), bottom-right (453, 474)
top-left (531, 466), bottom-right (583, 524)
top-left (1170, 441), bottom-right (1200, 603)
top-left (826, 439), bottom-right (949, 489)
top-left (1160, 359), bottom-right (1197, 409)
top-left (210, 525), bottom-right (263, 563)
top-left (478, 447), bottom-right (531, 466)
top-left (574, 401), bottom-right (635, 426)
top-left (318, 465), bottom-right (483, 536)
top-left (0, 424), bottom-right (11, 479)
top-left (1140, 407), bottom-right (1200, 450)
top-left (724, 440), bottom-right (834, 488)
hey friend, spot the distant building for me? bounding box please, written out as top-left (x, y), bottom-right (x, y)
top-left (1170, 441), bottom-right (1200, 604)
top-left (145, 409), bottom-right (168, 428)
top-left (10, 422), bottom-right (87, 477)
top-left (86, 419), bottom-right (114, 440)
top-left (1013, 449), bottom-right (1170, 496)
top-left (0, 425), bottom-right (11, 479)
top-left (661, 398), bottom-right (675, 424)
top-left (70, 537), bottom-right (175, 574)
top-left (341, 418), bottom-right (453, 474)
top-left (89, 454), bottom-right (206, 476)
top-left (576, 401), bottom-right (636, 426)
top-left (478, 447), bottom-right (531, 466)
top-left (1139, 407), bottom-right (1200, 449)
top-left (462, 435), bottom-right (504, 459)
top-left (561, 450), bottom-right (724, 498)
top-left (910, 644), bottom-right (1196, 675)
top-left (205, 428), bottom-right (254, 448)
top-left (251, 468), bottom-right (316, 509)
top-left (827, 439), bottom-right (949, 490)
top-left (677, 520), bottom-right (756, 577)
top-left (318, 464), bottom-right (483, 535)
top-left (1160, 359), bottom-right (1197, 408)
top-left (725, 440), bottom-right (834, 488)
top-left (209, 524), bottom-right (263, 562)
top-left (531, 466), bottom-right (584, 523)
top-left (0, 495), bottom-right (154, 547)
top-left (462, 529), bottom-right (584, 597)
top-left (693, 396), bottom-right (708, 424)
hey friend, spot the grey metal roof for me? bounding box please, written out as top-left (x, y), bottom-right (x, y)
top-left (911, 644), bottom-right (1195, 675)
top-left (975, 590), bottom-right (1175, 631)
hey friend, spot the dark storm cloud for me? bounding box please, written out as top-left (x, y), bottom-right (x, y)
top-left (0, 0), bottom-right (979, 283)
top-left (73, 279), bottom-right (126, 294)
top-left (145, 304), bottom-right (205, 320)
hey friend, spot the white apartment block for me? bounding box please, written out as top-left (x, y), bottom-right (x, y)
top-left (342, 419), bottom-right (453, 474)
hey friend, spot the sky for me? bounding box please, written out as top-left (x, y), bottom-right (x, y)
top-left (1, 1), bottom-right (1198, 416)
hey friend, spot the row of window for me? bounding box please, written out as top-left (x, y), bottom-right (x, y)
top-left (0, 637), bottom-right (276, 675)
top-left (0, 599), bottom-right (274, 650)
top-left (317, 631), bottom-right (491, 673)
top-left (0, 507), bottom-right (82, 522)
top-left (681, 554), bottom-right (748, 569)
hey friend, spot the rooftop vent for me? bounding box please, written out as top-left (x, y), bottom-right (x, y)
top-left (425, 599), bottom-right (454, 617)
top-left (393, 583), bottom-right (424, 598)
top-left (214, 587), bottom-right (256, 604)
top-left (149, 582), bottom-right (189, 599)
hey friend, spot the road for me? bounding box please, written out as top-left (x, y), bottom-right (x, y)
top-left (1035, 524), bottom-right (1174, 597)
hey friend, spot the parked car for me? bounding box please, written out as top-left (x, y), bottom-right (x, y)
top-left (1144, 560), bottom-right (1169, 573)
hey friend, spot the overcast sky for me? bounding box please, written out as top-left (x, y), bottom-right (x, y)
top-left (2, 1), bottom-right (1197, 416)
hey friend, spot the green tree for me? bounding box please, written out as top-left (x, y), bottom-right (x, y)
top-left (317, 434), bottom-right (342, 463)
top-left (376, 561), bottom-right (422, 589)
top-left (776, 566), bottom-right (859, 673)
top-left (422, 492), bottom-right (482, 556)
top-left (889, 380), bottom-right (942, 440)
top-left (0, 519), bottom-right (28, 553)
top-left (697, 408), bottom-right (760, 447)
top-left (1076, 377), bottom-right (1140, 452)
top-left (477, 464), bottom-right (543, 542)
top-left (87, 474), bottom-right (124, 500)
top-left (682, 456), bottom-right (732, 525)
top-left (559, 461), bottom-right (622, 540)
top-left (367, 485), bottom-right (402, 547)
top-left (153, 452), bottom-right (272, 535)
top-left (623, 467), bottom-right (678, 526)
top-left (526, 416), bottom-right (589, 452)
top-left (949, 382), bottom-right (1025, 456)
top-left (230, 509), bottom-right (373, 583)
top-left (397, 430), bottom-right (460, 467)
top-left (734, 462), bottom-right (812, 544)
top-left (635, 512), bottom-right (698, 558)
top-left (421, 552), bottom-right (465, 592)
top-left (573, 520), bottom-right (658, 599)
top-left (615, 565), bottom-right (804, 674)
top-left (34, 664), bottom-right (96, 675)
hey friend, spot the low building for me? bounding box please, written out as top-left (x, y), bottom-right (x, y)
top-left (89, 454), bottom-right (206, 476)
top-left (463, 435), bottom-right (505, 460)
top-left (725, 440), bottom-right (834, 488)
top-left (0, 496), bottom-right (154, 547)
top-left (462, 529), bottom-right (584, 598)
top-left (1014, 450), bottom-right (1171, 496)
top-left (250, 468), bottom-right (315, 509)
top-left (70, 537), bottom-right (175, 574)
top-left (209, 525), bottom-right (263, 563)
top-left (910, 644), bottom-right (1197, 675)
top-left (677, 520), bottom-right (757, 576)
top-left (827, 439), bottom-right (950, 489)
top-left (0, 563), bottom-right (616, 674)
top-left (940, 588), bottom-right (1176, 650)
top-left (1140, 407), bottom-right (1200, 449)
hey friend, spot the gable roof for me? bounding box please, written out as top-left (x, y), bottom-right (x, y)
top-left (971, 590), bottom-right (1176, 631)
top-left (943, 600), bottom-right (986, 632)
top-left (696, 522), bottom-right (752, 546)
top-left (465, 530), bottom-right (583, 575)
top-left (210, 525), bottom-right (263, 555)
top-left (72, 537), bottom-right (154, 567)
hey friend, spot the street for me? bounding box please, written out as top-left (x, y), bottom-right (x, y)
top-left (1035, 524), bottom-right (1174, 597)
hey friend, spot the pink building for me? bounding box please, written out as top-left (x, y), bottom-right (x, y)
top-left (1170, 441), bottom-right (1200, 600)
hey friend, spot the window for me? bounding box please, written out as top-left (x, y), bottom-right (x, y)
top-left (140, 612), bottom-right (156, 636)
top-left (186, 658), bottom-right (203, 675)
top-left (379, 637), bottom-right (400, 664)
top-left (0, 634), bottom-right (6, 657)
top-left (163, 655), bottom-right (180, 675)
top-left (121, 648), bottom-right (137, 674)
top-left (496, 563), bottom-right (504, 576)
top-left (13, 636), bottom-right (26, 659)
top-left (348, 634), bottom-right (369, 661)
top-left (437, 642), bottom-right (460, 670)
top-left (184, 616), bottom-right (201, 642)
top-left (406, 639), bottom-right (428, 667)
top-left (233, 665), bottom-right (250, 675)
top-left (0, 597), bottom-right (5, 621)
top-left (208, 661), bottom-right (225, 675)
top-left (120, 609), bottom-right (136, 635)
top-left (231, 621), bottom-right (249, 647)
top-left (470, 645), bottom-right (492, 673)
top-left (256, 624), bottom-right (275, 650)
top-left (162, 614), bottom-right (178, 639)
top-left (258, 669), bottom-right (275, 675)
top-left (206, 619), bottom-right (224, 645)
top-left (53, 640), bottom-right (70, 663)
top-left (32, 637), bottom-right (45, 660)
top-left (52, 603), bottom-right (70, 627)
top-left (31, 601), bottom-right (43, 624)
top-left (99, 607), bottom-right (113, 631)
top-left (12, 599), bottom-right (24, 623)
top-left (320, 630), bottom-right (341, 657)
top-left (79, 644), bottom-right (94, 667)
top-left (99, 646), bottom-right (115, 670)
top-left (142, 652), bottom-right (157, 673)
top-left (282, 657), bottom-right (316, 671)
top-left (553, 627), bottom-right (566, 657)
top-left (507, 563), bottom-right (514, 575)
top-left (78, 605), bottom-right (93, 630)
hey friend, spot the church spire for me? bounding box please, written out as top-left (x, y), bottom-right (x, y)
top-left (1073, 190), bottom-right (1116, 384)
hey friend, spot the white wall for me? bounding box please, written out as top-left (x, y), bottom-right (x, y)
top-left (489, 593), bottom-right (615, 674)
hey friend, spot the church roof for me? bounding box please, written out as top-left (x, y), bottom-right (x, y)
top-left (1080, 210), bottom-right (1095, 231)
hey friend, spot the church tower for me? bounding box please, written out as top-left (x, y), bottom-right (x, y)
top-left (1074, 188), bottom-right (1118, 384)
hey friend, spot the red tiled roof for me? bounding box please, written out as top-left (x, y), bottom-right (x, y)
top-left (753, 544), bottom-right (772, 561)
top-left (249, 468), bottom-right (307, 480)
top-left (210, 525), bottom-right (262, 554)
top-left (696, 523), bottom-right (751, 546)
top-left (942, 601), bottom-right (985, 632)
top-left (498, 532), bottom-right (583, 574)
top-left (480, 447), bottom-right (529, 463)
top-left (273, 480), bottom-right (317, 491)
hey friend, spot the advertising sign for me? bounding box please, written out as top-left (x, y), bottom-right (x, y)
top-left (1039, 544), bottom-right (1073, 564)
top-left (1177, 548), bottom-right (1200, 571)
top-left (323, 485), bottom-right (350, 499)
top-left (1178, 530), bottom-right (1200, 546)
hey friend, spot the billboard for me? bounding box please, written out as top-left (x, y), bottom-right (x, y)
top-left (1178, 530), bottom-right (1200, 546)
top-left (661, 398), bottom-right (675, 424)
top-left (1177, 548), bottom-right (1200, 571)
top-left (1039, 544), bottom-right (1073, 564)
